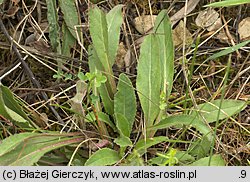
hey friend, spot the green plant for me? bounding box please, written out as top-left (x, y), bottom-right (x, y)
top-left (82, 5), bottom-right (247, 166)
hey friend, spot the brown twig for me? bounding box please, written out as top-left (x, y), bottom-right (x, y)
top-left (0, 16), bottom-right (64, 125)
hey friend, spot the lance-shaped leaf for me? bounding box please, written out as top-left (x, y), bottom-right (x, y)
top-left (0, 133), bottom-right (39, 157)
top-left (189, 155), bottom-right (225, 166)
top-left (136, 34), bottom-right (161, 127)
top-left (62, 22), bottom-right (76, 57)
top-left (59, 0), bottom-right (79, 39)
top-left (0, 133), bottom-right (84, 166)
top-left (114, 73), bottom-right (136, 131)
top-left (133, 136), bottom-right (167, 156)
top-left (154, 10), bottom-right (174, 98)
top-left (114, 113), bottom-right (132, 147)
top-left (46, 0), bottom-right (61, 52)
top-left (0, 84), bottom-right (33, 128)
top-left (190, 99), bottom-right (247, 123)
top-left (85, 148), bottom-right (121, 166)
top-left (106, 5), bottom-right (123, 64)
top-left (89, 6), bottom-right (116, 95)
top-left (147, 114), bottom-right (213, 141)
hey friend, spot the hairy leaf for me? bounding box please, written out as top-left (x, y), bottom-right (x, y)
top-left (0, 133), bottom-right (39, 157)
top-left (85, 148), bottom-right (120, 166)
top-left (154, 10), bottom-right (174, 98)
top-left (0, 133), bottom-right (84, 166)
top-left (0, 84), bottom-right (32, 128)
top-left (189, 155), bottom-right (225, 166)
top-left (62, 22), bottom-right (75, 56)
top-left (190, 99), bottom-right (247, 123)
top-left (114, 73), bottom-right (136, 131)
top-left (46, 0), bottom-right (61, 52)
top-left (115, 113), bottom-right (131, 137)
top-left (106, 5), bottom-right (123, 64)
top-left (147, 114), bottom-right (213, 141)
top-left (114, 136), bottom-right (132, 147)
top-left (89, 6), bottom-right (116, 95)
top-left (59, 0), bottom-right (79, 39)
top-left (136, 34), bottom-right (161, 127)
top-left (133, 136), bottom-right (167, 156)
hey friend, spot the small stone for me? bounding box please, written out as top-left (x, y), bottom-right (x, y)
top-left (195, 8), bottom-right (219, 29)
top-left (238, 17), bottom-right (250, 41)
top-left (134, 15), bottom-right (157, 34)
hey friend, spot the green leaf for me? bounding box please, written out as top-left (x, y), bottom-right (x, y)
top-left (133, 136), bottom-right (167, 156)
top-left (89, 0), bottom-right (103, 3)
top-left (154, 10), bottom-right (174, 98)
top-left (85, 148), bottom-right (121, 166)
top-left (205, 0), bottom-right (250, 7)
top-left (61, 22), bottom-right (75, 57)
top-left (114, 73), bottom-right (136, 132)
top-left (189, 136), bottom-right (211, 159)
top-left (89, 6), bottom-right (116, 95)
top-left (1, 85), bottom-right (28, 120)
top-left (115, 113), bottom-right (131, 138)
top-left (58, 0), bottom-right (80, 39)
top-left (114, 136), bottom-right (132, 147)
top-left (0, 133), bottom-right (84, 166)
top-left (190, 99), bottom-right (247, 123)
top-left (95, 73), bottom-right (107, 87)
top-left (136, 34), bottom-right (161, 127)
top-left (189, 155), bottom-right (225, 166)
top-left (106, 5), bottom-right (123, 64)
top-left (0, 0), bottom-right (4, 5)
top-left (175, 151), bottom-right (195, 164)
top-left (86, 112), bottom-right (116, 131)
top-left (45, 0), bottom-right (61, 52)
top-left (207, 40), bottom-right (250, 61)
top-left (78, 72), bottom-right (88, 81)
top-left (0, 133), bottom-right (39, 157)
top-left (147, 114), bottom-right (213, 141)
top-left (0, 84), bottom-right (32, 128)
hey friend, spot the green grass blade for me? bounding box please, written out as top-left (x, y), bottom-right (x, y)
top-left (205, 0), bottom-right (250, 7)
top-left (207, 40), bottom-right (250, 61)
